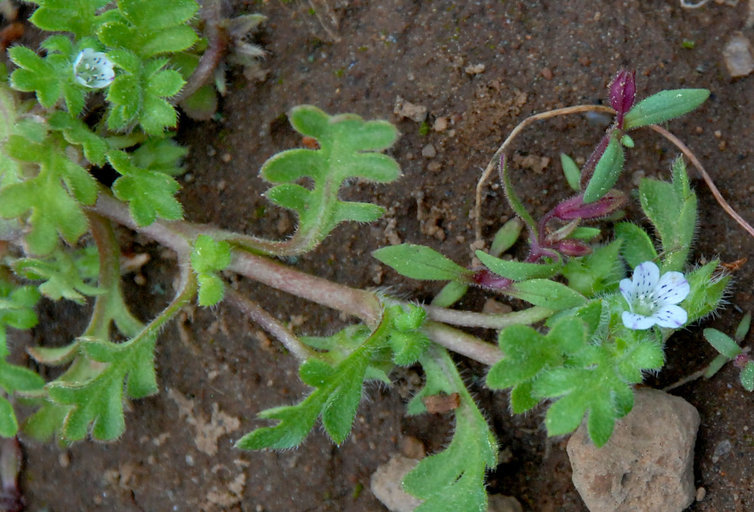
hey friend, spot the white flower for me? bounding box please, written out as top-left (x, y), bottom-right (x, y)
top-left (73, 48), bottom-right (115, 89)
top-left (620, 261), bottom-right (690, 330)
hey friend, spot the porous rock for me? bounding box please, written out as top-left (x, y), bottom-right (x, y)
top-left (722, 32), bottom-right (754, 78)
top-left (567, 388), bottom-right (700, 512)
top-left (370, 454), bottom-right (422, 512)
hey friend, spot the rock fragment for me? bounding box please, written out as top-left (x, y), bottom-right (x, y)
top-left (567, 388), bottom-right (699, 512)
top-left (370, 454), bottom-right (422, 512)
top-left (722, 32), bottom-right (754, 78)
top-left (394, 96), bottom-right (428, 122)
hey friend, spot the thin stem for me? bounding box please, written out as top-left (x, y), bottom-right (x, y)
top-left (474, 104), bottom-right (615, 244)
top-left (224, 288), bottom-right (316, 361)
top-left (174, 0), bottom-right (227, 103)
top-left (425, 305), bottom-right (553, 330)
top-left (648, 124), bottom-right (754, 239)
top-left (422, 321), bottom-right (501, 366)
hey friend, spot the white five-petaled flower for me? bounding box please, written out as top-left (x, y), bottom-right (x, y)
top-left (620, 261), bottom-right (690, 330)
top-left (73, 48), bottom-right (115, 89)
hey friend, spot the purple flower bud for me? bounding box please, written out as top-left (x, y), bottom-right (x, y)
top-left (471, 269), bottom-right (512, 291)
top-left (609, 69), bottom-right (636, 128)
top-left (556, 239), bottom-right (592, 257)
top-left (553, 190), bottom-right (626, 221)
top-left (734, 353), bottom-right (751, 369)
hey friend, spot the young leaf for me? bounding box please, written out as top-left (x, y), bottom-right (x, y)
top-left (623, 89), bottom-right (710, 130)
top-left (190, 235), bottom-right (231, 307)
top-left (740, 362), bottom-right (754, 392)
top-left (561, 240), bottom-right (623, 297)
top-left (29, 0), bottom-right (112, 37)
top-left (431, 281), bottom-right (468, 308)
top-left (639, 158), bottom-right (697, 272)
top-left (703, 328), bottom-right (742, 359)
top-left (0, 281), bottom-right (40, 355)
top-left (14, 249), bottom-right (102, 304)
top-left (614, 222), bottom-right (658, 269)
top-left (560, 153), bottom-right (581, 191)
top-left (108, 150), bottom-right (183, 226)
top-left (500, 155), bottom-right (537, 233)
top-left (260, 106), bottom-right (400, 254)
top-left (476, 250), bottom-right (562, 281)
top-left (507, 279), bottom-right (587, 311)
top-left (372, 244), bottom-right (471, 281)
top-left (583, 133), bottom-right (625, 204)
top-left (489, 218), bottom-right (523, 257)
top-left (683, 261), bottom-right (729, 323)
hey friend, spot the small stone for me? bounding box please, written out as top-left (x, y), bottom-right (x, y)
top-left (421, 144), bottom-right (437, 158)
top-left (711, 439), bottom-right (732, 463)
top-left (400, 436), bottom-right (426, 459)
top-left (464, 63), bottom-right (486, 75)
top-left (58, 452), bottom-right (70, 468)
top-left (433, 116), bottom-right (449, 132)
top-left (696, 487), bottom-right (706, 502)
top-left (370, 454), bottom-right (422, 512)
top-left (394, 96), bottom-right (428, 122)
top-left (488, 494), bottom-right (523, 512)
top-left (221, 152), bottom-right (232, 163)
top-left (567, 388), bottom-right (699, 512)
top-left (541, 67), bottom-right (553, 80)
top-left (722, 32), bottom-right (754, 78)
top-left (427, 161), bottom-right (442, 173)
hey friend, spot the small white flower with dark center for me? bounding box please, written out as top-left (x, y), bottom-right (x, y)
top-left (73, 48), bottom-right (115, 89)
top-left (620, 261), bottom-right (690, 330)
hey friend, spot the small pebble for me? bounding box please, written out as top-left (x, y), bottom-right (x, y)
top-left (541, 67), bottom-right (553, 80)
top-left (433, 116), bottom-right (449, 132)
top-left (421, 144), bottom-right (436, 158)
top-left (722, 32), bottom-right (754, 78)
top-left (464, 63), bottom-right (486, 75)
top-left (696, 487), bottom-right (706, 502)
top-left (221, 153), bottom-right (232, 163)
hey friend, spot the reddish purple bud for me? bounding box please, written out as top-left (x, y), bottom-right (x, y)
top-left (609, 69), bottom-right (636, 128)
top-left (471, 269), bottom-right (512, 291)
top-left (734, 353), bottom-right (751, 369)
top-left (553, 190), bottom-right (626, 221)
top-left (555, 239), bottom-right (592, 257)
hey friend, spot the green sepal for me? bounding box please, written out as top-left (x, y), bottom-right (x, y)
top-left (583, 133), bottom-right (625, 204)
top-left (682, 261), bottom-right (729, 323)
top-left (476, 250), bottom-right (562, 281)
top-left (614, 222), bottom-right (658, 269)
top-left (624, 89), bottom-right (710, 130)
top-left (372, 244), bottom-right (471, 282)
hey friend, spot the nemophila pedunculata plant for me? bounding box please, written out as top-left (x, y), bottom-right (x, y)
top-left (0, 4), bottom-right (750, 506)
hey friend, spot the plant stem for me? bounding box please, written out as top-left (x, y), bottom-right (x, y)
top-left (422, 322), bottom-right (501, 366)
top-left (424, 305), bottom-right (552, 330)
top-left (224, 288), bottom-right (316, 361)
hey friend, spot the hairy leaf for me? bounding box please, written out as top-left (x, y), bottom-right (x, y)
top-left (624, 89), bottom-right (710, 130)
top-left (476, 250), bottom-right (562, 281)
top-left (372, 244), bottom-right (471, 282)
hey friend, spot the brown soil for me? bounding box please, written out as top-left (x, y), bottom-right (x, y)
top-left (12, 1), bottom-right (754, 511)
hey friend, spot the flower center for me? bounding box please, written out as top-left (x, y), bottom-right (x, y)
top-left (633, 292), bottom-right (656, 317)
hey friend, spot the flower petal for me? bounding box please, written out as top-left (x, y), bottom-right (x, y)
top-left (632, 261), bottom-right (660, 297)
top-left (652, 304), bottom-right (688, 328)
top-left (619, 277), bottom-right (635, 305)
top-left (622, 311), bottom-right (656, 330)
top-left (654, 271), bottom-right (690, 305)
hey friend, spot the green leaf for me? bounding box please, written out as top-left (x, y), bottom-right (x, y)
top-left (703, 328), bottom-right (742, 359)
top-left (639, 159), bottom-right (696, 272)
top-left (0, 282), bottom-right (40, 355)
top-left (734, 313), bottom-right (751, 343)
top-left (47, 333), bottom-right (159, 441)
top-left (48, 112), bottom-right (109, 166)
top-left (562, 240), bottom-right (623, 297)
top-left (260, 106), bottom-right (400, 254)
top-left (0, 396), bottom-right (18, 437)
top-left (508, 279), bottom-right (587, 311)
top-left (615, 222), bottom-right (657, 269)
top-left (29, 0), bottom-right (111, 37)
top-left (561, 153), bottom-right (581, 191)
top-left (403, 347), bottom-right (497, 512)
top-left (372, 244), bottom-right (471, 281)
top-left (14, 249), bottom-right (102, 304)
top-left (476, 250), bottom-right (562, 281)
top-left (191, 235), bottom-right (231, 307)
top-left (237, 322), bottom-right (389, 449)
top-left (141, 25), bottom-right (198, 57)
top-left (624, 89), bottom-right (710, 130)
top-left (501, 156), bottom-right (537, 232)
top-left (489, 218), bottom-right (523, 257)
top-left (431, 281), bottom-right (468, 308)
top-left (583, 133), bottom-right (625, 204)
top-left (108, 150), bottom-right (183, 226)
top-left (0, 361), bottom-right (45, 392)
top-left (119, 0), bottom-right (199, 31)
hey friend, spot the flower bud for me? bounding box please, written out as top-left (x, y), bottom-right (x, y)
top-left (553, 190), bottom-right (626, 221)
top-left (555, 239), bottom-right (592, 257)
top-left (609, 69), bottom-right (636, 128)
